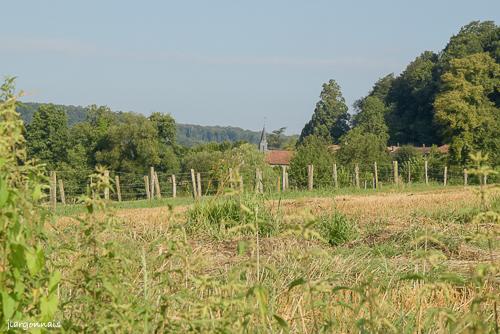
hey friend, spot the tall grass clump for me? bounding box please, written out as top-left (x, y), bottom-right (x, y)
top-left (316, 212), bottom-right (358, 246)
top-left (187, 194), bottom-right (277, 238)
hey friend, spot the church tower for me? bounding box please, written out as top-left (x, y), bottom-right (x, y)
top-left (259, 125), bottom-right (268, 152)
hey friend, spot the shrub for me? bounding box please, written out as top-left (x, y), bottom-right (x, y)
top-left (288, 135), bottom-right (335, 188)
top-left (316, 212), bottom-right (358, 246)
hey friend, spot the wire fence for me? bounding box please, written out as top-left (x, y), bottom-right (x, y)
top-left (46, 161), bottom-right (499, 205)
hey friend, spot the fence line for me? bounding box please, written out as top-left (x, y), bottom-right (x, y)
top-left (45, 160), bottom-right (498, 207)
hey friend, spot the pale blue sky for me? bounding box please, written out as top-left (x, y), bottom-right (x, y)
top-left (1, 0), bottom-right (499, 133)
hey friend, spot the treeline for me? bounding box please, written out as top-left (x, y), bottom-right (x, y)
top-left (17, 102), bottom-right (297, 147)
top-left (17, 102), bottom-right (286, 199)
top-left (299, 21), bottom-right (499, 165)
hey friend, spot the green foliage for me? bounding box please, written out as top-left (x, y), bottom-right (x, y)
top-left (26, 104), bottom-right (69, 170)
top-left (288, 135), bottom-right (335, 188)
top-left (441, 21), bottom-right (500, 63)
top-left (352, 96), bottom-right (389, 141)
top-left (299, 79), bottom-right (350, 144)
top-left (149, 112), bottom-right (176, 146)
top-left (386, 51), bottom-right (441, 146)
top-left (316, 212), bottom-right (358, 246)
top-left (55, 167), bottom-right (129, 331)
top-left (394, 145), bottom-right (422, 164)
top-left (337, 128), bottom-right (389, 167)
top-left (0, 78), bottom-right (60, 328)
top-left (435, 53), bottom-right (500, 164)
top-left (17, 102), bottom-right (87, 126)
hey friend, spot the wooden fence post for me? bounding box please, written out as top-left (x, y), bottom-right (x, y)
top-left (484, 175), bottom-right (487, 185)
top-left (50, 171), bottom-right (57, 210)
top-left (190, 169), bottom-right (197, 198)
top-left (58, 178), bottom-right (66, 205)
top-left (149, 167), bottom-right (155, 199)
top-left (197, 172), bottom-right (202, 198)
top-left (444, 166), bottom-right (448, 186)
top-left (424, 160), bottom-right (429, 185)
top-left (373, 162), bottom-right (378, 189)
top-left (307, 164), bottom-right (314, 191)
top-left (393, 161), bottom-right (399, 185)
top-left (239, 176), bottom-right (244, 193)
top-left (104, 170), bottom-right (110, 200)
top-left (285, 169), bottom-right (289, 190)
top-left (333, 163), bottom-right (338, 189)
top-left (281, 166), bottom-right (287, 191)
top-left (115, 175), bottom-right (122, 202)
top-left (144, 175), bottom-right (151, 200)
top-left (407, 164), bottom-right (411, 184)
top-left (464, 169), bottom-right (468, 187)
top-left (255, 169), bottom-right (263, 194)
top-left (154, 172), bottom-right (162, 199)
top-left (354, 164), bottom-right (360, 188)
top-left (171, 175), bottom-right (177, 198)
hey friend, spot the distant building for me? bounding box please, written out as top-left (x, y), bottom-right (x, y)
top-left (265, 150), bottom-right (294, 166)
top-left (258, 126), bottom-right (294, 166)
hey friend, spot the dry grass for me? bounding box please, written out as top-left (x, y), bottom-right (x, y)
top-left (52, 185), bottom-right (499, 333)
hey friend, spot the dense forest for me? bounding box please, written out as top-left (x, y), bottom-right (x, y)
top-left (299, 21), bottom-right (499, 165)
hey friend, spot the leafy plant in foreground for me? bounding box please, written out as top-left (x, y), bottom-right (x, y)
top-left (0, 78), bottom-right (60, 332)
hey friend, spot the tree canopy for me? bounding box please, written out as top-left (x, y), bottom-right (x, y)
top-left (298, 80), bottom-right (350, 144)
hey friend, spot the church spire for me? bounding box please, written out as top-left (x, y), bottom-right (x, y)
top-left (259, 124), bottom-right (268, 152)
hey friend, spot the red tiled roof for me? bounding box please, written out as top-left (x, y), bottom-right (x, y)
top-left (265, 150), bottom-right (294, 165)
top-left (388, 144), bottom-right (449, 154)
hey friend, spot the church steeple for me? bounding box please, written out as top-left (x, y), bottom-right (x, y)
top-left (259, 125), bottom-right (268, 152)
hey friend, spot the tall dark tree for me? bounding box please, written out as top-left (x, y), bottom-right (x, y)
top-left (352, 96), bottom-right (389, 142)
top-left (368, 74), bottom-right (395, 103)
top-left (386, 51), bottom-right (441, 145)
top-left (26, 104), bottom-right (69, 169)
top-left (299, 80), bottom-right (350, 144)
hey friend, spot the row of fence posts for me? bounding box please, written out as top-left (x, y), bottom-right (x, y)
top-left (47, 160), bottom-right (488, 209)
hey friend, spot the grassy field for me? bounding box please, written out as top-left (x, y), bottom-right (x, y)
top-left (49, 184), bottom-right (499, 333)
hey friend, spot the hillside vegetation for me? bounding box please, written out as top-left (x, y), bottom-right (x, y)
top-left (16, 102), bottom-right (295, 147)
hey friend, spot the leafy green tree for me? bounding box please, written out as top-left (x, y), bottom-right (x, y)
top-left (94, 112), bottom-right (175, 174)
top-left (149, 112), bottom-right (176, 146)
top-left (289, 136), bottom-right (335, 188)
top-left (434, 52), bottom-right (500, 164)
top-left (352, 96), bottom-right (389, 141)
top-left (441, 21), bottom-right (500, 63)
top-left (299, 80), bottom-right (350, 144)
top-left (26, 104), bottom-right (69, 170)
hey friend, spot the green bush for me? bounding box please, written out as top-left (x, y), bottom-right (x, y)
top-left (187, 195), bottom-right (277, 237)
top-left (288, 135), bottom-right (335, 188)
top-left (316, 212), bottom-right (358, 246)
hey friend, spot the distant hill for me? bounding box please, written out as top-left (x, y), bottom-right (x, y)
top-left (17, 102), bottom-right (88, 126)
top-left (16, 102), bottom-right (293, 147)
